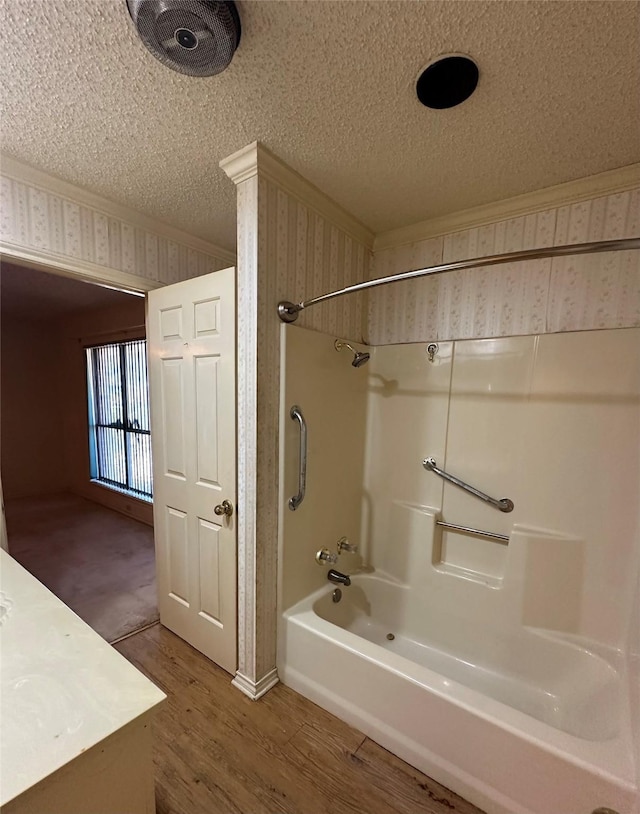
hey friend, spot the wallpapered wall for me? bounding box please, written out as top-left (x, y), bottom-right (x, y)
top-left (0, 172), bottom-right (231, 283)
top-left (231, 160), bottom-right (371, 689)
top-left (267, 183), bottom-right (370, 341)
top-left (368, 188), bottom-right (640, 344)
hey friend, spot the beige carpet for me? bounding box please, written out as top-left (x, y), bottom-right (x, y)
top-left (5, 493), bottom-right (158, 643)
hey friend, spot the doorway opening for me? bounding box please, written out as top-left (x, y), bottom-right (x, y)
top-left (0, 261), bottom-right (158, 643)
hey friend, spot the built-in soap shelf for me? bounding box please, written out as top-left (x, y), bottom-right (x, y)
top-left (432, 518), bottom-right (508, 586)
top-left (389, 501), bottom-right (584, 620)
top-left (387, 501), bottom-right (509, 586)
top-left (432, 559), bottom-right (504, 589)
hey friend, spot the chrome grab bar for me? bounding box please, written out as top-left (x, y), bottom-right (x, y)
top-left (423, 457), bottom-right (514, 513)
top-left (436, 520), bottom-right (509, 544)
top-left (289, 405), bottom-right (307, 511)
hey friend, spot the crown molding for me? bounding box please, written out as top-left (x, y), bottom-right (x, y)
top-left (220, 142), bottom-right (375, 249)
top-left (0, 153), bottom-right (237, 264)
top-left (219, 142), bottom-right (262, 185)
top-left (374, 163), bottom-right (640, 252)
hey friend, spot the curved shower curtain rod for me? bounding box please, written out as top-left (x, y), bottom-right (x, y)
top-left (277, 237), bottom-right (640, 323)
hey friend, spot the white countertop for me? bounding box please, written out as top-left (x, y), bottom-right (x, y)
top-left (0, 550), bottom-right (166, 806)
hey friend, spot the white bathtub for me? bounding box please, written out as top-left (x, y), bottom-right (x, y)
top-left (278, 574), bottom-right (638, 814)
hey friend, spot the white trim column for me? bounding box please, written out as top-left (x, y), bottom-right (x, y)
top-left (221, 147), bottom-right (279, 699)
top-left (220, 142), bottom-right (373, 699)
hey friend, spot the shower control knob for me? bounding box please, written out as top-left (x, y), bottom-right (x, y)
top-left (214, 500), bottom-right (234, 517)
top-left (315, 548), bottom-right (338, 565)
top-left (337, 536), bottom-right (358, 554)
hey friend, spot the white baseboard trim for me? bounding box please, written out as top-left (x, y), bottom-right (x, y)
top-left (71, 485), bottom-right (153, 527)
top-left (232, 668), bottom-right (279, 700)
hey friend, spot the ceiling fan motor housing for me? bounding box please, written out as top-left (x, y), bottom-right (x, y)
top-left (126, 0), bottom-right (241, 77)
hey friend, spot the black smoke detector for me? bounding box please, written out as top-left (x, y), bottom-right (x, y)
top-left (126, 0), bottom-right (241, 77)
top-left (416, 55), bottom-right (479, 109)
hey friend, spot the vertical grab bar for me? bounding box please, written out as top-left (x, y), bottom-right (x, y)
top-left (289, 405), bottom-right (307, 510)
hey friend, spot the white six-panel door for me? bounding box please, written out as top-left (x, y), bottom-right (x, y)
top-left (147, 267), bottom-right (236, 674)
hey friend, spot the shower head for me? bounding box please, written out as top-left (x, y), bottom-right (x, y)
top-left (334, 339), bottom-right (370, 368)
top-left (352, 351), bottom-right (371, 368)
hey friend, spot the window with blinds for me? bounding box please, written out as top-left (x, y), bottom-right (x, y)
top-left (86, 339), bottom-right (153, 500)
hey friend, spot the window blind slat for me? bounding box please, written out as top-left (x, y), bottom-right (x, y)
top-left (86, 339), bottom-right (153, 500)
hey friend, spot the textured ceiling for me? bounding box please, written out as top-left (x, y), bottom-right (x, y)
top-left (1, 0), bottom-right (638, 252)
top-left (1, 263), bottom-right (140, 321)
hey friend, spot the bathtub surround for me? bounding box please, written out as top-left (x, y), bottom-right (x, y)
top-left (278, 324), bottom-right (640, 814)
top-left (220, 142), bottom-right (373, 698)
top-left (363, 330), bottom-right (640, 649)
top-left (279, 326), bottom-right (368, 614)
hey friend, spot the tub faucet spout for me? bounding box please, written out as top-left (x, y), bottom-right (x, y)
top-left (327, 569), bottom-right (351, 587)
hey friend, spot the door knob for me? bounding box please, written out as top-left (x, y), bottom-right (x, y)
top-left (214, 499), bottom-right (234, 517)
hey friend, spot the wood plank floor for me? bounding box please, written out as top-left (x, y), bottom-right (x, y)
top-left (116, 625), bottom-right (485, 814)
